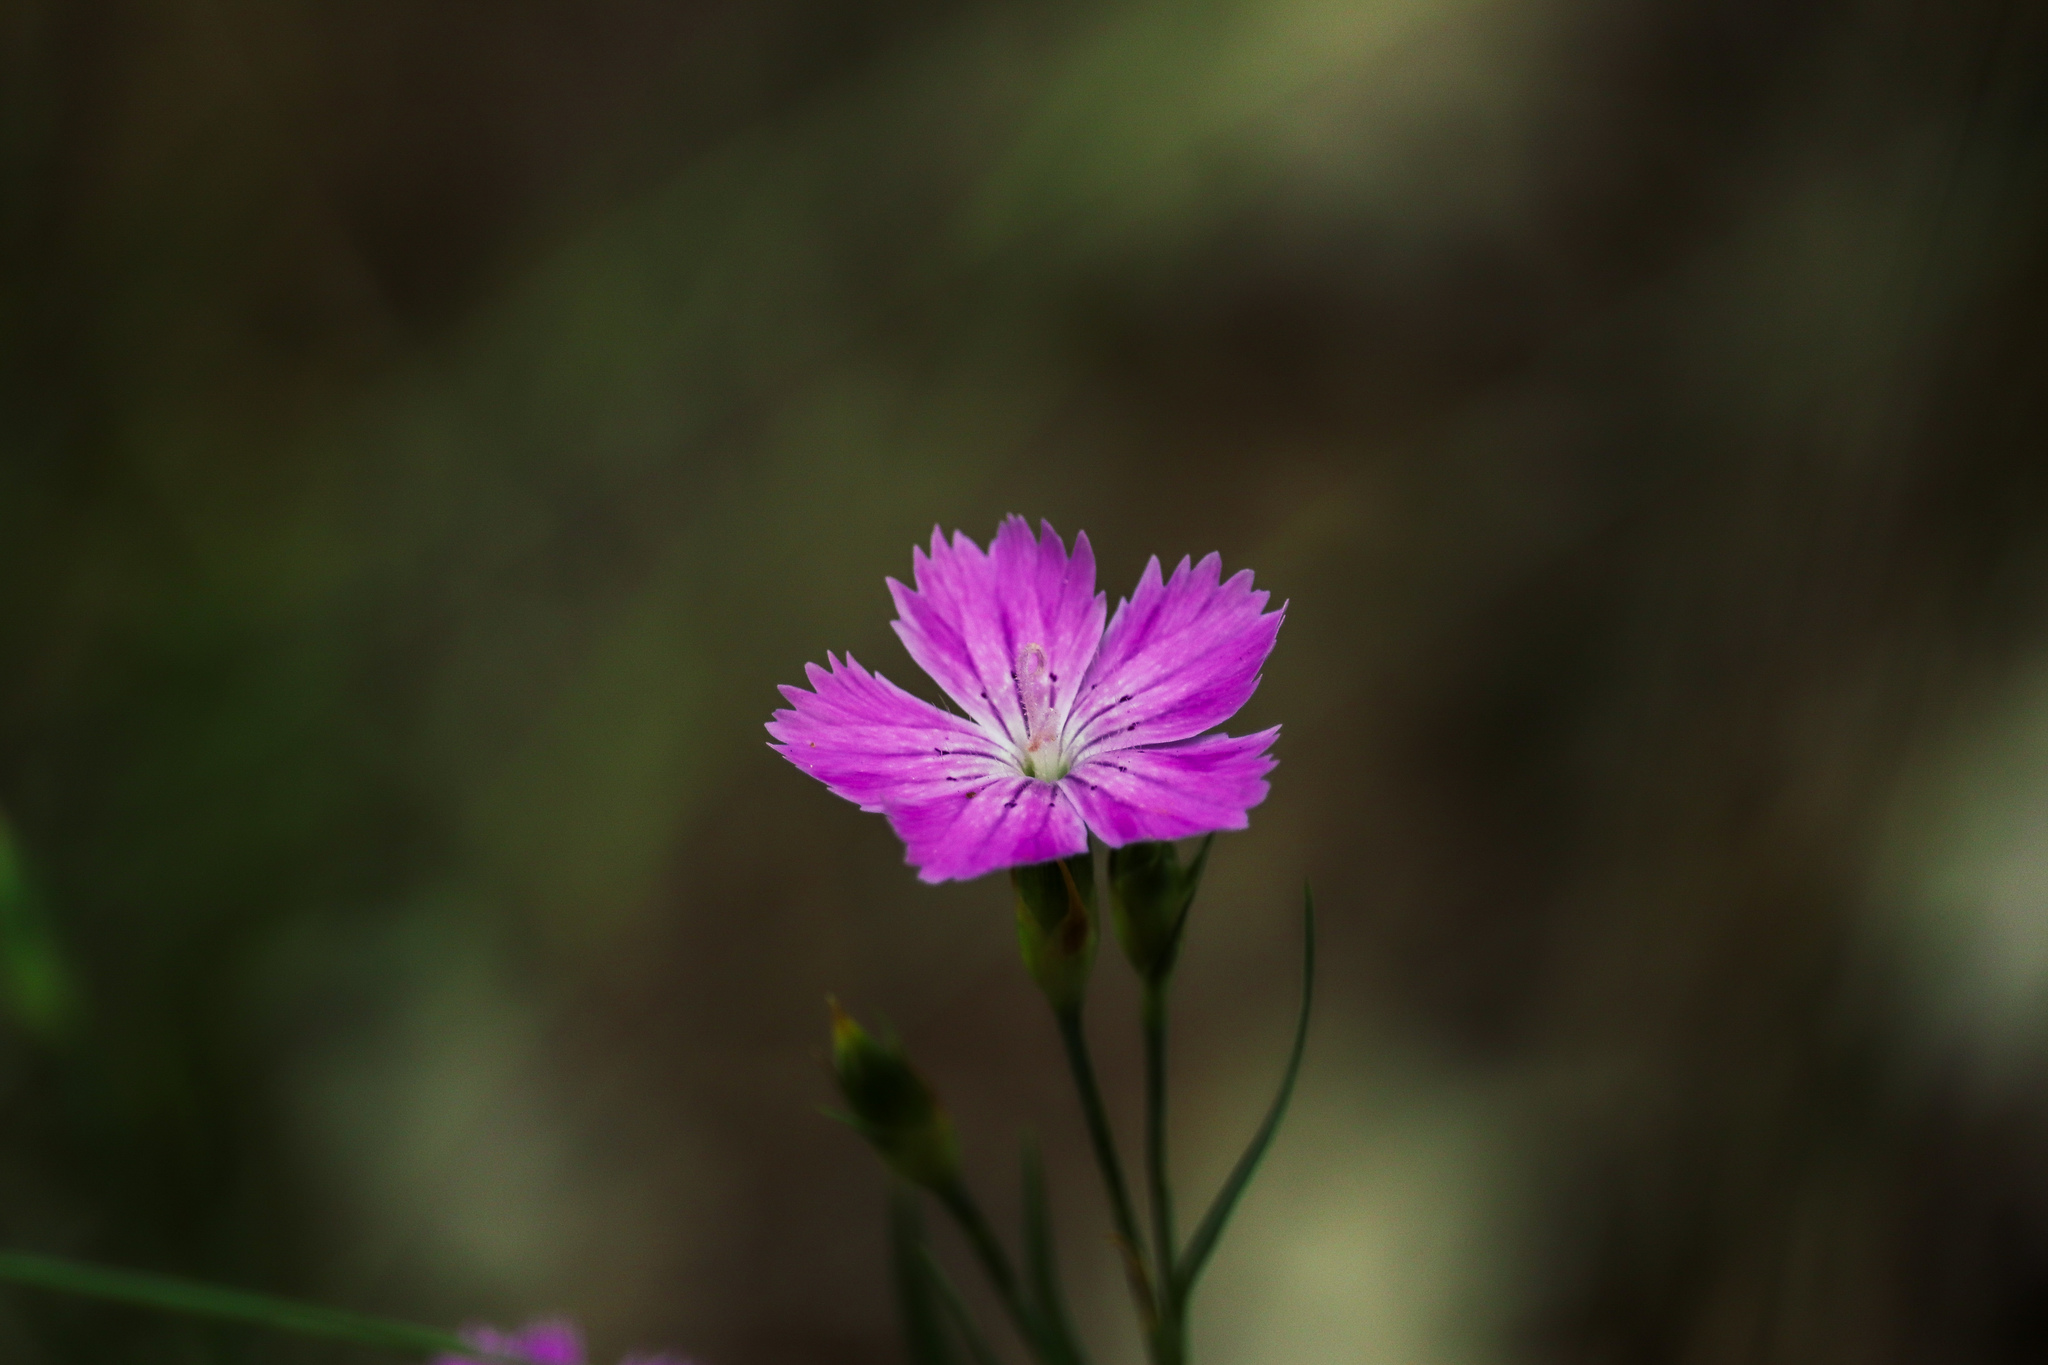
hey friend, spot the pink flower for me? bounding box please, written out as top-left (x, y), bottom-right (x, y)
top-left (769, 517), bottom-right (1284, 882)
top-left (438, 1320), bottom-right (693, 1365)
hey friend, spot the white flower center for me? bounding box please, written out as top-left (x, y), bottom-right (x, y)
top-left (1013, 643), bottom-right (1070, 780)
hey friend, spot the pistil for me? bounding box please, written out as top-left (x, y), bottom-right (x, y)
top-left (1015, 643), bottom-right (1069, 780)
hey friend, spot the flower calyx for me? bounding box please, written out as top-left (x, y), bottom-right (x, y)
top-left (1108, 835), bottom-right (1212, 985)
top-left (827, 998), bottom-right (960, 1189)
top-left (1012, 853), bottom-right (1097, 1013)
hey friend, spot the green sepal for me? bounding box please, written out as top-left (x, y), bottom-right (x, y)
top-left (1012, 855), bottom-right (1097, 1012)
top-left (829, 999), bottom-right (961, 1190)
top-left (1173, 883), bottom-right (1315, 1299)
top-left (1107, 836), bottom-right (1212, 985)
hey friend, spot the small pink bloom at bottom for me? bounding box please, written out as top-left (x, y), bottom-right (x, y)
top-left (438, 1320), bottom-right (695, 1365)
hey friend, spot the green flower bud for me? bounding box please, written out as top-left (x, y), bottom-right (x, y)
top-left (1108, 836), bottom-right (1212, 984)
top-left (1011, 853), bottom-right (1097, 1014)
top-left (828, 998), bottom-right (960, 1189)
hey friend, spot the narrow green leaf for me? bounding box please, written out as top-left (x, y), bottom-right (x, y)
top-left (917, 1249), bottom-right (1001, 1365)
top-left (1019, 1137), bottom-right (1086, 1365)
top-left (0, 818), bottom-right (81, 1042)
top-left (890, 1189), bottom-right (961, 1365)
top-left (1172, 884), bottom-right (1315, 1298)
top-left (0, 1251), bottom-right (515, 1360)
top-left (818, 1104), bottom-right (866, 1131)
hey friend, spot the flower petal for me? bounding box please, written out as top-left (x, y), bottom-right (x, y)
top-left (1063, 728), bottom-right (1280, 845)
top-left (884, 774), bottom-right (1089, 883)
top-left (441, 1321), bottom-right (585, 1365)
top-left (888, 517), bottom-right (1107, 747)
top-left (1067, 553), bottom-right (1283, 758)
top-left (768, 653), bottom-right (1010, 813)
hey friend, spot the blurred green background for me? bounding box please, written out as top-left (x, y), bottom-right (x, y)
top-left (3, 0), bottom-right (2046, 1361)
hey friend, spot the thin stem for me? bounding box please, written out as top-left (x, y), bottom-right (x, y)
top-left (1141, 982), bottom-right (1176, 1277)
top-left (1141, 981), bottom-right (1183, 1365)
top-left (933, 1180), bottom-right (1058, 1364)
top-left (1052, 1008), bottom-right (1152, 1294)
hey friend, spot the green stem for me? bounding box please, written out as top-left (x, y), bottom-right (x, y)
top-left (1141, 981), bottom-right (1184, 1365)
top-left (0, 1251), bottom-right (512, 1360)
top-left (1052, 1008), bottom-right (1152, 1292)
top-left (934, 1180), bottom-right (1061, 1364)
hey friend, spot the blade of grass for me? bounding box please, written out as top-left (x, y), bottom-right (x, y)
top-left (1172, 885), bottom-right (1315, 1299)
top-left (918, 1249), bottom-right (1002, 1365)
top-left (891, 1189), bottom-right (962, 1365)
top-left (0, 1251), bottom-right (518, 1360)
top-left (0, 817), bottom-right (80, 1042)
top-left (933, 1178), bottom-right (1060, 1362)
top-left (1020, 1137), bottom-right (1086, 1365)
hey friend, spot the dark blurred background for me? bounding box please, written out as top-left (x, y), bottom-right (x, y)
top-left (3, 0), bottom-right (2047, 1361)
